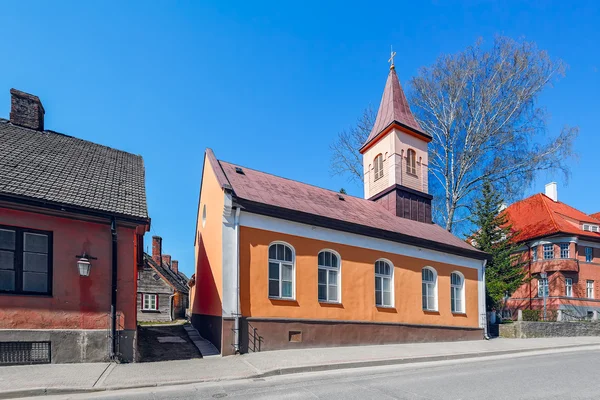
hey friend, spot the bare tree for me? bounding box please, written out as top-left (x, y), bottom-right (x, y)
top-left (330, 36), bottom-right (577, 233)
top-left (410, 36), bottom-right (577, 231)
top-left (329, 106), bottom-right (375, 183)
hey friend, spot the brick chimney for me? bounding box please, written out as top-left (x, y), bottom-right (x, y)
top-left (10, 89), bottom-right (45, 131)
top-left (162, 254), bottom-right (172, 268)
top-left (152, 236), bottom-right (162, 264)
top-left (171, 260), bottom-right (179, 274)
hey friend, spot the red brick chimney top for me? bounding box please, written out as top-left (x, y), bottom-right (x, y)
top-left (152, 236), bottom-right (162, 264)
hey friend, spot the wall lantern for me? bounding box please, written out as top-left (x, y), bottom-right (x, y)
top-left (75, 253), bottom-right (97, 277)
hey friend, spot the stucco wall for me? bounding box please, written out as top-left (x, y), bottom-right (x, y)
top-left (239, 226), bottom-right (480, 328)
top-left (193, 154), bottom-right (225, 318)
top-left (0, 207), bottom-right (138, 331)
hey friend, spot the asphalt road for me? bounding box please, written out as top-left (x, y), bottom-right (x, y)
top-left (36, 349), bottom-right (600, 399)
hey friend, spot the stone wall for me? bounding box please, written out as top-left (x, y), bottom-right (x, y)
top-left (500, 321), bottom-right (600, 338)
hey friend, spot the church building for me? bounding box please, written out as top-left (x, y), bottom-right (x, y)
top-left (192, 61), bottom-right (489, 356)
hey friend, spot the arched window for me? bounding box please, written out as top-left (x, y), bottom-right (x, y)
top-left (406, 149), bottom-right (417, 175)
top-left (450, 272), bottom-right (464, 313)
top-left (268, 242), bottom-right (295, 299)
top-left (318, 250), bottom-right (341, 302)
top-left (375, 259), bottom-right (393, 307)
top-left (373, 154), bottom-right (384, 181)
top-left (422, 267), bottom-right (437, 311)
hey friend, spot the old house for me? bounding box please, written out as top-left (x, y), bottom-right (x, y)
top-left (137, 236), bottom-right (189, 322)
top-left (505, 183), bottom-right (600, 318)
top-left (0, 89), bottom-right (150, 363)
top-left (192, 62), bottom-right (490, 356)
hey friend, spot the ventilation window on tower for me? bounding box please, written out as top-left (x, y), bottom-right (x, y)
top-left (374, 154), bottom-right (384, 181)
top-left (406, 149), bottom-right (417, 176)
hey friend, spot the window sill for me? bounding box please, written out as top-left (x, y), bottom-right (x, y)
top-left (376, 306), bottom-right (397, 313)
top-left (319, 301), bottom-right (343, 308)
top-left (0, 291), bottom-right (53, 298)
top-left (423, 309), bottom-right (440, 315)
top-left (141, 309), bottom-right (161, 313)
top-left (269, 296), bottom-right (296, 302)
top-left (452, 312), bottom-right (467, 316)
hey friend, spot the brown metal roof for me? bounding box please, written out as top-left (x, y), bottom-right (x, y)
top-left (206, 149), bottom-right (485, 259)
top-left (360, 67), bottom-right (430, 152)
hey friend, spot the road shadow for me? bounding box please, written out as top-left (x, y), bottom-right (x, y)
top-left (137, 324), bottom-right (201, 362)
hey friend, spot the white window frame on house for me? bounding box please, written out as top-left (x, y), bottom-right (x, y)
top-left (422, 267), bottom-right (438, 311)
top-left (450, 271), bottom-right (465, 313)
top-left (532, 245), bottom-right (538, 261)
top-left (543, 244), bottom-right (554, 259)
top-left (538, 277), bottom-right (548, 297)
top-left (565, 278), bottom-right (573, 298)
top-left (587, 280), bottom-right (594, 299)
top-left (142, 293), bottom-right (158, 311)
top-left (560, 243), bottom-right (570, 259)
top-left (373, 154), bottom-right (384, 181)
top-left (317, 249), bottom-right (341, 303)
top-left (268, 241), bottom-right (295, 300)
top-left (583, 224), bottom-right (600, 232)
top-left (586, 247), bottom-right (593, 263)
top-left (375, 259), bottom-right (394, 307)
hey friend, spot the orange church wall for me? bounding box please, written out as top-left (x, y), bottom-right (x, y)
top-left (239, 226), bottom-right (480, 328)
top-left (192, 155), bottom-right (225, 318)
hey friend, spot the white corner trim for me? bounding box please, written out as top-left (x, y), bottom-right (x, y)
top-left (239, 212), bottom-right (482, 270)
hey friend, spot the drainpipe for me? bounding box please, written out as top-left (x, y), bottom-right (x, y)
top-left (110, 217), bottom-right (118, 360)
top-left (482, 259), bottom-right (489, 339)
top-left (233, 207), bottom-right (241, 353)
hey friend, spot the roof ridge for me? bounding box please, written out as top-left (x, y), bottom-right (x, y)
top-left (218, 158), bottom-right (366, 201)
top-left (539, 193), bottom-right (561, 233)
top-left (0, 118), bottom-right (143, 158)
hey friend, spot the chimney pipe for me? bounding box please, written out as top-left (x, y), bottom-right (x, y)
top-left (171, 260), bottom-right (179, 274)
top-left (545, 182), bottom-right (558, 202)
top-left (152, 236), bottom-right (162, 264)
top-left (10, 89), bottom-right (45, 131)
top-left (162, 254), bottom-right (172, 268)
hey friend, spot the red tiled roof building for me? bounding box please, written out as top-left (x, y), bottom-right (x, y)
top-left (505, 182), bottom-right (600, 318)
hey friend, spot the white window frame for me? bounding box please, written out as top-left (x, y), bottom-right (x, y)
top-left (317, 249), bottom-right (341, 303)
top-left (565, 278), bottom-right (573, 298)
top-left (543, 244), bottom-right (554, 259)
top-left (422, 267), bottom-right (438, 311)
top-left (587, 280), bottom-right (594, 299)
top-left (268, 241), bottom-right (295, 300)
top-left (559, 243), bottom-right (570, 259)
top-left (142, 293), bottom-right (158, 311)
top-left (532, 245), bottom-right (538, 261)
top-left (450, 271), bottom-right (465, 313)
top-left (375, 259), bottom-right (394, 307)
top-left (586, 247), bottom-right (593, 263)
top-left (583, 224), bottom-right (600, 232)
top-left (406, 149), bottom-right (417, 175)
top-left (538, 278), bottom-right (548, 297)
top-left (373, 154), bottom-right (384, 181)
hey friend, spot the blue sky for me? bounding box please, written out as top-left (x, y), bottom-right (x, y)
top-left (1, 1), bottom-right (598, 277)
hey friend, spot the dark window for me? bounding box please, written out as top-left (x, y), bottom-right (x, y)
top-left (0, 225), bottom-right (52, 296)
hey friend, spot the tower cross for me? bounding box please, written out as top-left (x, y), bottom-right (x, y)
top-left (388, 46), bottom-right (396, 69)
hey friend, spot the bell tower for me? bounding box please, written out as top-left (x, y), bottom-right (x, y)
top-left (360, 53), bottom-right (433, 223)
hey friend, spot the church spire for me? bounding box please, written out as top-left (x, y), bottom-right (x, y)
top-left (359, 62), bottom-right (430, 154)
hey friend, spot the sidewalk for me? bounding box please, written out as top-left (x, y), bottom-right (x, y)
top-left (1, 337), bottom-right (600, 398)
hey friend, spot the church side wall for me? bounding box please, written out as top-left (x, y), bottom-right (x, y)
top-left (191, 155), bottom-right (225, 351)
top-left (238, 220), bottom-right (483, 351)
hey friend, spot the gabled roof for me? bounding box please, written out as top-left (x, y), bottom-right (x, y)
top-left (0, 118), bottom-right (149, 221)
top-left (360, 67), bottom-right (430, 153)
top-left (590, 212), bottom-right (600, 220)
top-left (505, 193), bottom-right (600, 243)
top-left (143, 254), bottom-right (189, 294)
top-left (206, 149), bottom-right (486, 260)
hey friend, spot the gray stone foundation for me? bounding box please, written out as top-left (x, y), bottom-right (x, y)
top-left (500, 321), bottom-right (600, 339)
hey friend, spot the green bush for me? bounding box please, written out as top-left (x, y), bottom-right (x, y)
top-left (522, 309), bottom-right (540, 321)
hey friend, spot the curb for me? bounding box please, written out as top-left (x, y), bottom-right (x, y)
top-left (1, 343), bottom-right (598, 399)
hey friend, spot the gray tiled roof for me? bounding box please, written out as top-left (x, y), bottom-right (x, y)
top-left (0, 118), bottom-right (148, 219)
